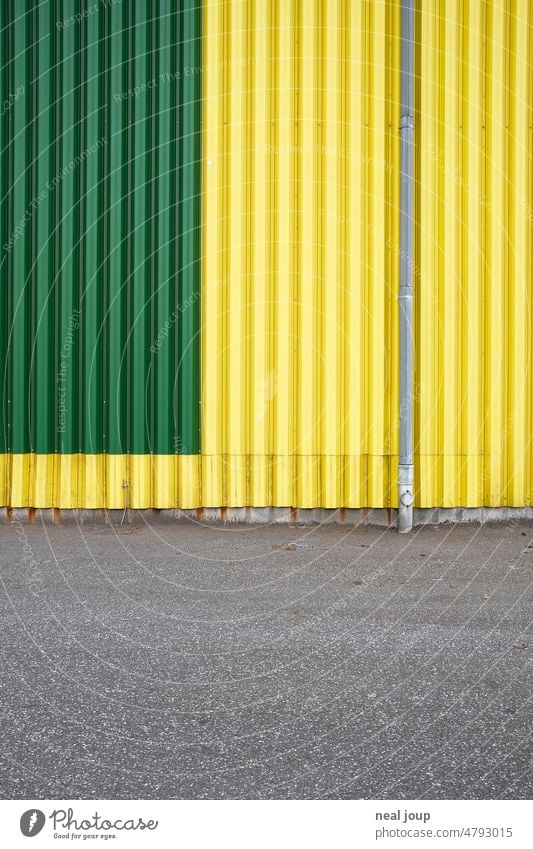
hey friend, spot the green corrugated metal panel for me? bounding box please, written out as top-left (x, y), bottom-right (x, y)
top-left (33, 0), bottom-right (56, 454)
top-left (177, 0), bottom-right (202, 455)
top-left (0, 0), bottom-right (202, 455)
top-left (0, 2), bottom-right (6, 456)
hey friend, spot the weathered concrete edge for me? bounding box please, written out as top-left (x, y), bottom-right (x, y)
top-left (4, 506), bottom-right (533, 527)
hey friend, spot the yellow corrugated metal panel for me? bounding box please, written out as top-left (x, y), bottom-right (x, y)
top-left (416, 0), bottom-right (533, 507)
top-left (0, 454), bottom-right (8, 506)
top-left (201, 0), bottom-right (401, 508)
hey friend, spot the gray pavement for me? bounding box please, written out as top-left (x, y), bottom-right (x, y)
top-left (0, 516), bottom-right (532, 799)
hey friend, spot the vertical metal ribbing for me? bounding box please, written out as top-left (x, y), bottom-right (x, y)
top-left (398, 0), bottom-right (415, 532)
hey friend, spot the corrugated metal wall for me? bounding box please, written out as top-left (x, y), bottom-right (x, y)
top-left (202, 0), bottom-right (401, 508)
top-left (0, 1), bottom-right (202, 507)
top-left (415, 0), bottom-right (533, 507)
top-left (2, 0), bottom-right (532, 512)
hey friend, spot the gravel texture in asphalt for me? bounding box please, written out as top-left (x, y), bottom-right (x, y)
top-left (0, 516), bottom-right (532, 799)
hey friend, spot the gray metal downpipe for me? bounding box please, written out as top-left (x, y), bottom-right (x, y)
top-left (398, 0), bottom-right (415, 533)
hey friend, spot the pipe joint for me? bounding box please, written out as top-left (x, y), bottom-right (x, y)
top-left (399, 114), bottom-right (414, 131)
top-left (398, 463), bottom-right (414, 532)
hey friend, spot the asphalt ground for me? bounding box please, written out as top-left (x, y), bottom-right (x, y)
top-left (0, 516), bottom-right (532, 799)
